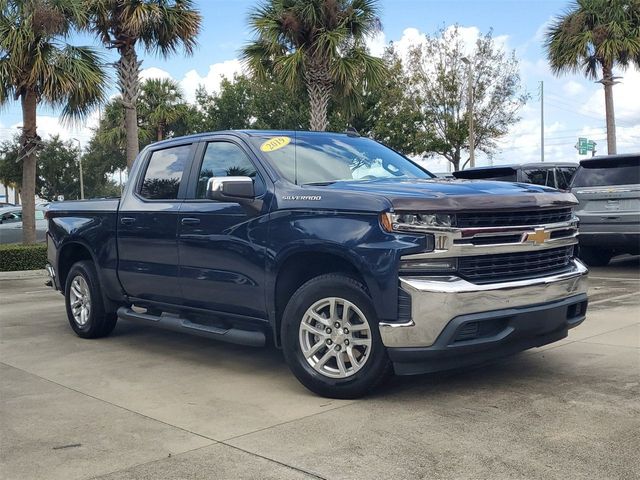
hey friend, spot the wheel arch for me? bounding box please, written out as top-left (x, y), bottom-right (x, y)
top-left (57, 240), bottom-right (120, 313)
top-left (271, 248), bottom-right (371, 347)
top-left (58, 241), bottom-right (96, 289)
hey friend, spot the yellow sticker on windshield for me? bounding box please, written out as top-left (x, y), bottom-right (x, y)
top-left (260, 136), bottom-right (291, 152)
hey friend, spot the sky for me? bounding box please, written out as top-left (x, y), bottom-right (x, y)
top-left (1, 0), bottom-right (639, 172)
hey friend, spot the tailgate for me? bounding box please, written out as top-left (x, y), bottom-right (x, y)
top-left (573, 185), bottom-right (640, 226)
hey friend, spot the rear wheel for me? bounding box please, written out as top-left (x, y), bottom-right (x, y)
top-left (281, 274), bottom-right (392, 398)
top-left (578, 246), bottom-right (612, 267)
top-left (64, 261), bottom-right (117, 338)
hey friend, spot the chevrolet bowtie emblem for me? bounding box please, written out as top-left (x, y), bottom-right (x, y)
top-left (525, 228), bottom-right (551, 245)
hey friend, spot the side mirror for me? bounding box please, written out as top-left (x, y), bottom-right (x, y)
top-left (206, 176), bottom-right (255, 202)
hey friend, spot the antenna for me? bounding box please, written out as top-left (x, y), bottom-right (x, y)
top-left (294, 130), bottom-right (298, 185)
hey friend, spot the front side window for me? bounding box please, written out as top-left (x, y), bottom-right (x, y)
top-left (196, 142), bottom-right (258, 198)
top-left (139, 145), bottom-right (191, 200)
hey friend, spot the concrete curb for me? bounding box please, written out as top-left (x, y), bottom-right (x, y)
top-left (0, 269), bottom-right (48, 280)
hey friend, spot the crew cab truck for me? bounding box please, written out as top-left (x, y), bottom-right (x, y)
top-left (46, 131), bottom-right (589, 398)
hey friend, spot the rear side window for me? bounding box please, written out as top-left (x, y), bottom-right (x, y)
top-left (556, 167), bottom-right (576, 190)
top-left (522, 168), bottom-right (549, 186)
top-left (139, 145), bottom-right (191, 199)
top-left (196, 142), bottom-right (259, 198)
top-left (572, 160), bottom-right (640, 187)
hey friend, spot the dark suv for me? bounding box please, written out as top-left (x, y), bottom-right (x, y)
top-left (570, 154), bottom-right (640, 266)
top-left (453, 163), bottom-right (578, 190)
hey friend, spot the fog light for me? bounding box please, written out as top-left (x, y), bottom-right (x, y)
top-left (399, 258), bottom-right (458, 273)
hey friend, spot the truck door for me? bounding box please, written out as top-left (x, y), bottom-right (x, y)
top-left (117, 142), bottom-right (194, 304)
top-left (177, 138), bottom-right (269, 318)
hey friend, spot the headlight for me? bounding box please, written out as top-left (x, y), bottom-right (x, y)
top-left (380, 212), bottom-right (453, 232)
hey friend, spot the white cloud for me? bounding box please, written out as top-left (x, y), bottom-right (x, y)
top-left (581, 67), bottom-right (640, 124)
top-left (140, 60), bottom-right (245, 103)
top-left (0, 111), bottom-right (99, 147)
top-left (180, 59), bottom-right (244, 102)
top-left (563, 80), bottom-right (585, 97)
top-left (139, 67), bottom-right (173, 82)
top-left (366, 30), bottom-right (387, 57)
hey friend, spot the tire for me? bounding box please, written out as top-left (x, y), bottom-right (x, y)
top-left (64, 260), bottom-right (117, 338)
top-left (281, 274), bottom-right (392, 399)
top-left (578, 246), bottom-right (612, 267)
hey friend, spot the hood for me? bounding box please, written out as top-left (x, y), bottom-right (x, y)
top-left (320, 178), bottom-right (578, 211)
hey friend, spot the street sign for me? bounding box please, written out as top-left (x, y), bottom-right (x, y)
top-left (575, 138), bottom-right (596, 155)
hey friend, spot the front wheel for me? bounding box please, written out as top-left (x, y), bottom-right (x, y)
top-left (281, 274), bottom-right (392, 398)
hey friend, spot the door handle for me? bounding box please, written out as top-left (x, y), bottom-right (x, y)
top-left (181, 217), bottom-right (201, 225)
top-left (120, 217), bottom-right (136, 225)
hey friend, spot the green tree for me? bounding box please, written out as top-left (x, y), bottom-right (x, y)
top-left (545, 0), bottom-right (640, 155)
top-left (36, 136), bottom-right (80, 201)
top-left (406, 26), bottom-right (527, 170)
top-left (195, 73), bottom-right (309, 132)
top-left (241, 0), bottom-right (386, 131)
top-left (0, 0), bottom-right (106, 243)
top-left (139, 78), bottom-right (187, 141)
top-left (196, 78), bottom-right (253, 131)
top-left (88, 0), bottom-right (201, 169)
top-left (329, 47), bottom-right (428, 155)
top-left (0, 136), bottom-right (23, 204)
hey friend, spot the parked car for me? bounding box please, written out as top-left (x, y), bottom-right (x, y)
top-left (46, 130), bottom-right (588, 398)
top-left (453, 163), bottom-right (578, 190)
top-left (0, 205), bottom-right (48, 244)
top-left (570, 154), bottom-right (640, 266)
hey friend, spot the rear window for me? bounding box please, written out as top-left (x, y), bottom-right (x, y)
top-left (453, 168), bottom-right (517, 182)
top-left (572, 159), bottom-right (640, 187)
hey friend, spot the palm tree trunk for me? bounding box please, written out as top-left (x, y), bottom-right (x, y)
top-left (117, 44), bottom-right (141, 170)
top-left (602, 63), bottom-right (617, 155)
top-left (20, 89), bottom-right (38, 244)
top-left (306, 62), bottom-right (332, 131)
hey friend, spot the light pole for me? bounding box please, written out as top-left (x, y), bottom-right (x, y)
top-left (72, 138), bottom-right (85, 200)
top-left (461, 56), bottom-right (475, 169)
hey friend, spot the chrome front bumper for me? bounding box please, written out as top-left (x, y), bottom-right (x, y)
top-left (379, 258), bottom-right (589, 348)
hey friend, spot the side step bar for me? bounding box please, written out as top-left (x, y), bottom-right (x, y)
top-left (117, 307), bottom-right (266, 347)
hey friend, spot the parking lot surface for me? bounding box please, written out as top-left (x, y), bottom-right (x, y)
top-left (1, 257), bottom-right (639, 480)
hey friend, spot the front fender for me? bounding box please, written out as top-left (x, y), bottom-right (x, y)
top-left (266, 209), bottom-right (427, 324)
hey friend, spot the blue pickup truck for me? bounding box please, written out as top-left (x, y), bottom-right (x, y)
top-left (46, 130), bottom-right (589, 398)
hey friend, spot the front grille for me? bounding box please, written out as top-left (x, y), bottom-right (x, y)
top-left (458, 246), bottom-right (574, 284)
top-left (456, 208), bottom-right (573, 228)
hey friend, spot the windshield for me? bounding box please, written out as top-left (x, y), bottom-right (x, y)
top-left (248, 133), bottom-right (433, 185)
top-left (572, 160), bottom-right (639, 187)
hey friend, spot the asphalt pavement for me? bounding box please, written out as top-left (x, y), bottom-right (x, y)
top-left (1, 257), bottom-right (638, 479)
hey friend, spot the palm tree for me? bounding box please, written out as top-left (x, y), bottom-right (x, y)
top-left (138, 78), bottom-right (186, 141)
top-left (545, 0), bottom-right (640, 154)
top-left (88, 0), bottom-right (201, 169)
top-left (241, 0), bottom-right (386, 132)
top-left (0, 0), bottom-right (106, 243)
